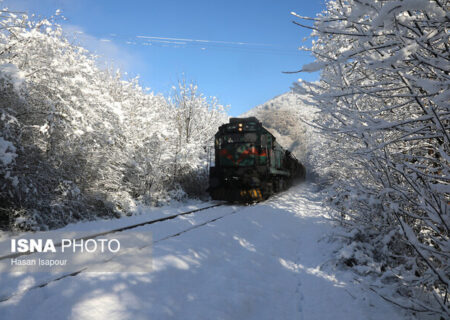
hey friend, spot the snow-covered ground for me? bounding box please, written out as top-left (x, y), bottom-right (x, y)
top-left (0, 183), bottom-right (408, 320)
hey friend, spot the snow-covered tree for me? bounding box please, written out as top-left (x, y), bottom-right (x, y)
top-left (169, 79), bottom-right (228, 197)
top-left (0, 8), bottom-right (228, 229)
top-left (292, 0), bottom-right (449, 317)
top-left (120, 76), bottom-right (173, 204)
top-left (0, 10), bottom-right (129, 228)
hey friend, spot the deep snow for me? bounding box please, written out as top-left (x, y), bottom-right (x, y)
top-left (0, 183), bottom-right (408, 319)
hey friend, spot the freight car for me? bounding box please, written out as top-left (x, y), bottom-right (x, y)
top-left (208, 117), bottom-right (305, 202)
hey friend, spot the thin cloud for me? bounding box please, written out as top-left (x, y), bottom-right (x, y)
top-left (62, 24), bottom-right (146, 72)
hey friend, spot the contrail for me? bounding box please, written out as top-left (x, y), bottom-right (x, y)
top-left (141, 39), bottom-right (187, 45)
top-left (136, 35), bottom-right (271, 47)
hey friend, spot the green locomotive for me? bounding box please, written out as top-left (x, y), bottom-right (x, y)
top-left (208, 117), bottom-right (305, 202)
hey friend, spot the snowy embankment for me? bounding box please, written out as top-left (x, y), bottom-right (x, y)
top-left (0, 183), bottom-right (406, 320)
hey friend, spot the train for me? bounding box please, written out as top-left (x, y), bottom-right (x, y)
top-left (208, 117), bottom-right (305, 202)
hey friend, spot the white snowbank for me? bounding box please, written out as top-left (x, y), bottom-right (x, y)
top-left (0, 183), bottom-right (407, 319)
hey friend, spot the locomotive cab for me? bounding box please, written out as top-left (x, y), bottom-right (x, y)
top-left (214, 118), bottom-right (268, 168)
top-left (209, 117), bottom-right (305, 202)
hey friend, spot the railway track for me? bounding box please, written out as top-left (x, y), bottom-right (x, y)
top-left (0, 202), bottom-right (245, 303)
top-left (0, 202), bottom-right (225, 261)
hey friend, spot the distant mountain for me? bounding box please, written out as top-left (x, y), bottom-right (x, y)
top-left (241, 91), bottom-right (318, 165)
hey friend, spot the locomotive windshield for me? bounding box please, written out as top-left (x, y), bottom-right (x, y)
top-left (218, 143), bottom-right (257, 167)
top-left (215, 133), bottom-right (259, 167)
top-left (218, 133), bottom-right (257, 145)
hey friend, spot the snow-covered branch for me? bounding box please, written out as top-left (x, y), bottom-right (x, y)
top-left (293, 0), bottom-right (449, 317)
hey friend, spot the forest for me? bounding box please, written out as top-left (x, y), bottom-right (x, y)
top-left (0, 10), bottom-right (227, 230)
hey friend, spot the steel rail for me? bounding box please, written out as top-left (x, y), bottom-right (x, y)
top-left (0, 202), bottom-right (225, 261)
top-left (0, 204), bottom-right (241, 303)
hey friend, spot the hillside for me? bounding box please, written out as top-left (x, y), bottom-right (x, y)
top-left (241, 91), bottom-right (319, 169)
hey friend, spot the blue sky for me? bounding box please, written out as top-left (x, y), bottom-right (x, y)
top-left (2, 0), bottom-right (325, 115)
